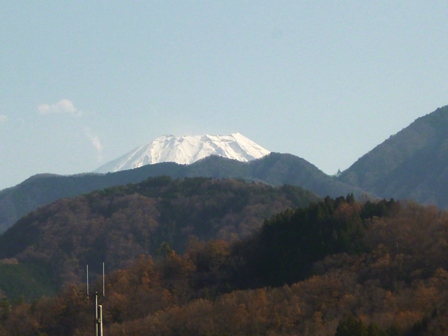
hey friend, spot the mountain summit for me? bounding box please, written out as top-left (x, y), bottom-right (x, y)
top-left (95, 132), bottom-right (270, 173)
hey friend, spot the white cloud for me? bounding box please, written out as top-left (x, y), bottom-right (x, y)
top-left (38, 99), bottom-right (82, 116)
top-left (0, 115), bottom-right (8, 124)
top-left (85, 128), bottom-right (103, 161)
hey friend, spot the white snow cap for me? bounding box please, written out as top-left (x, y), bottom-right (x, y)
top-left (95, 133), bottom-right (270, 173)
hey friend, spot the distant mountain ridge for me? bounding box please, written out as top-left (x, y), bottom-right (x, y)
top-left (339, 105), bottom-right (448, 208)
top-left (0, 153), bottom-right (369, 233)
top-left (95, 132), bottom-right (270, 173)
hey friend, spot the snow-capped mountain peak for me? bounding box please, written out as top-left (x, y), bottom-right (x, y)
top-left (95, 133), bottom-right (270, 173)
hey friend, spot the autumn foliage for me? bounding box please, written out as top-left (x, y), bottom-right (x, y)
top-left (3, 193), bottom-right (448, 335)
top-left (0, 177), bottom-right (318, 295)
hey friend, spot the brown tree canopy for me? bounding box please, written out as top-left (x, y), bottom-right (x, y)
top-left (3, 198), bottom-right (448, 335)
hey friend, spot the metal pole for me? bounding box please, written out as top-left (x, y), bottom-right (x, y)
top-left (95, 292), bottom-right (98, 336)
top-left (86, 265), bottom-right (89, 297)
top-left (98, 305), bottom-right (103, 336)
top-left (103, 262), bottom-right (105, 297)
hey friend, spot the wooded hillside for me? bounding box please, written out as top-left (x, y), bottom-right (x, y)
top-left (3, 196), bottom-right (447, 335)
top-left (0, 176), bottom-right (318, 299)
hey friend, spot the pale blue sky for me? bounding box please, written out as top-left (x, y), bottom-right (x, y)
top-left (1, 1), bottom-right (447, 190)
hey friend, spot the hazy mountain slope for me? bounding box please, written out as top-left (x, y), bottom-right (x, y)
top-left (246, 153), bottom-right (368, 198)
top-left (0, 153), bottom-right (370, 233)
top-left (183, 153), bottom-right (369, 200)
top-left (339, 105), bottom-right (448, 207)
top-left (95, 133), bottom-right (270, 173)
top-left (0, 163), bottom-right (183, 233)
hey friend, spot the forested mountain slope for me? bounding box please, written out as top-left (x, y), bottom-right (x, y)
top-left (0, 153), bottom-right (368, 233)
top-left (0, 177), bottom-right (318, 298)
top-left (339, 105), bottom-right (448, 208)
top-left (4, 197), bottom-right (448, 335)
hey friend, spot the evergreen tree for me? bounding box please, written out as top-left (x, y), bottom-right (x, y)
top-left (335, 315), bottom-right (367, 336)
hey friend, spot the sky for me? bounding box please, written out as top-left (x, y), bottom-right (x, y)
top-left (1, 1), bottom-right (448, 190)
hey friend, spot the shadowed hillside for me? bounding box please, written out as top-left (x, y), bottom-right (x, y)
top-left (339, 105), bottom-right (448, 208)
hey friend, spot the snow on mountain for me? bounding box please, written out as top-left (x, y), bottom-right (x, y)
top-left (95, 133), bottom-right (271, 173)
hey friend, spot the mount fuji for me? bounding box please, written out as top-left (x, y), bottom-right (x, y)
top-left (95, 133), bottom-right (271, 173)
